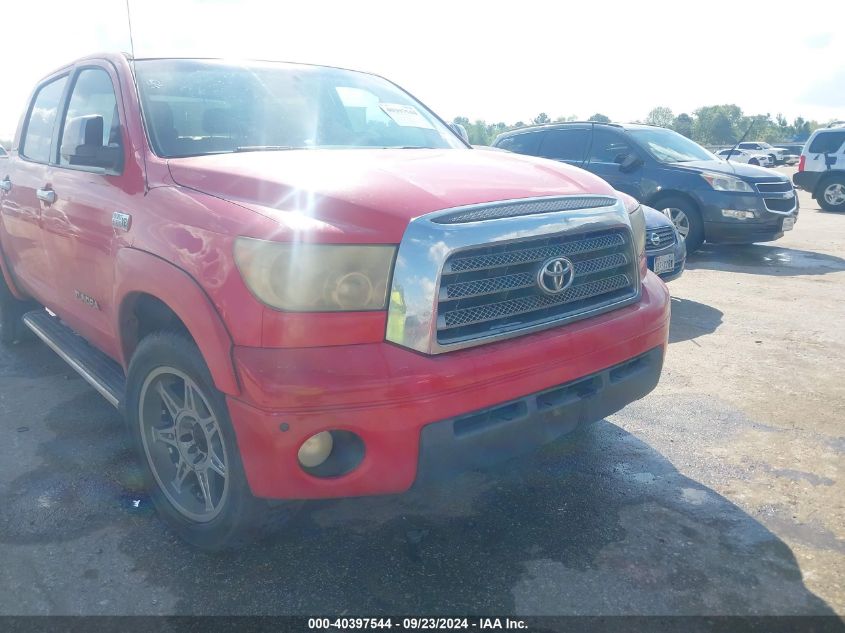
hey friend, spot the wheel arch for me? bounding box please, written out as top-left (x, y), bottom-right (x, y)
top-left (645, 189), bottom-right (701, 213)
top-left (0, 233), bottom-right (29, 301)
top-left (114, 248), bottom-right (240, 396)
top-left (814, 170), bottom-right (845, 200)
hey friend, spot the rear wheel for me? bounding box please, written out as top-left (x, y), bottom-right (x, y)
top-left (126, 331), bottom-right (298, 549)
top-left (819, 177), bottom-right (845, 212)
top-left (656, 196), bottom-right (704, 252)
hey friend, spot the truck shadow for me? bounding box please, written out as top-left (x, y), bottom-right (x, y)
top-left (686, 244), bottom-right (845, 276)
top-left (0, 346), bottom-right (838, 617)
top-left (119, 419), bottom-right (837, 616)
top-left (668, 297), bottom-right (723, 344)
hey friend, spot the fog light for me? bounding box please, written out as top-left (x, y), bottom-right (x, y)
top-left (722, 209), bottom-right (756, 219)
top-left (298, 431), bottom-right (334, 468)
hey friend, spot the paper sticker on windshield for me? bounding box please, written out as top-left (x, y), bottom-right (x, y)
top-left (379, 103), bottom-right (434, 129)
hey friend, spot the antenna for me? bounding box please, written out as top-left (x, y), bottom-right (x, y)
top-left (125, 0), bottom-right (150, 193)
top-left (725, 119), bottom-right (755, 164)
top-left (126, 0), bottom-right (137, 60)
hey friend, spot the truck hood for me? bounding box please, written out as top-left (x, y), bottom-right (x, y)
top-left (668, 159), bottom-right (787, 181)
top-left (166, 148), bottom-right (615, 242)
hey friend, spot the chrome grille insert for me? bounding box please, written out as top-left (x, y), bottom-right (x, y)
top-left (385, 195), bottom-right (640, 354)
top-left (447, 233), bottom-right (625, 273)
top-left (755, 181), bottom-right (792, 193)
top-left (443, 252), bottom-right (628, 301)
top-left (440, 274), bottom-right (631, 330)
top-left (437, 229), bottom-right (638, 346)
top-left (646, 226), bottom-right (676, 251)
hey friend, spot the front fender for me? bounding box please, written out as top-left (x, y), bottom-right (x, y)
top-left (113, 248), bottom-right (240, 396)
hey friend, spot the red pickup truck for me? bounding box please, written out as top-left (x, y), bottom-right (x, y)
top-left (0, 54), bottom-right (670, 548)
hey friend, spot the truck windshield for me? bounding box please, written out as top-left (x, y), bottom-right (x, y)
top-left (134, 59), bottom-right (465, 157)
top-left (628, 127), bottom-right (716, 163)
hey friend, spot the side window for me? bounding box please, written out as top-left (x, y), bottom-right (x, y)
top-left (588, 128), bottom-right (634, 164)
top-left (808, 131), bottom-right (845, 155)
top-left (496, 132), bottom-right (541, 155)
top-left (538, 129), bottom-right (589, 162)
top-left (21, 76), bottom-right (68, 164)
top-left (59, 68), bottom-right (122, 171)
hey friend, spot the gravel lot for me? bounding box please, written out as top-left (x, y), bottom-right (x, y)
top-left (0, 166), bottom-right (842, 616)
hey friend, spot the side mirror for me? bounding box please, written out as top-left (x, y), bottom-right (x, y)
top-left (450, 123), bottom-right (470, 144)
top-left (618, 152), bottom-right (643, 173)
top-left (60, 115), bottom-right (122, 172)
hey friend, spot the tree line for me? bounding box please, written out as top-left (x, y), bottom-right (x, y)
top-left (453, 105), bottom-right (829, 147)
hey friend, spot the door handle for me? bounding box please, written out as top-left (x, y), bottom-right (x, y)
top-left (36, 188), bottom-right (56, 204)
top-left (0, 177), bottom-right (10, 193)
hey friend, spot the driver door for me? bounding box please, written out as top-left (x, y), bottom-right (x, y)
top-left (586, 127), bottom-right (645, 200)
top-left (41, 63), bottom-right (131, 358)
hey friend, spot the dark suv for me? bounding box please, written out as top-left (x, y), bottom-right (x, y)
top-left (493, 123), bottom-right (798, 251)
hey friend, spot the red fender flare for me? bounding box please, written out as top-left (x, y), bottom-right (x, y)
top-left (113, 248), bottom-right (240, 396)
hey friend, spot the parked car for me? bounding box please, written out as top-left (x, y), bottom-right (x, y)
top-left (0, 54), bottom-right (670, 549)
top-left (644, 206), bottom-right (685, 282)
top-left (793, 125), bottom-right (845, 211)
top-left (493, 122), bottom-right (798, 252)
top-left (715, 148), bottom-right (772, 167)
top-left (736, 141), bottom-right (789, 165)
top-left (0, 145), bottom-right (7, 159)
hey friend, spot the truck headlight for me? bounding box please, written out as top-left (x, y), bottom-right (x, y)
top-left (700, 173), bottom-right (755, 193)
top-left (629, 204), bottom-right (646, 258)
top-left (234, 238), bottom-right (397, 311)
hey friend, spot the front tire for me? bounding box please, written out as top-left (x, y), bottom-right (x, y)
top-left (126, 331), bottom-right (296, 549)
top-left (656, 196), bottom-right (704, 252)
top-left (749, 158), bottom-right (759, 166)
top-left (818, 177), bottom-right (845, 212)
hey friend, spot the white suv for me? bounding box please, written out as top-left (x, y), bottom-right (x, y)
top-left (793, 126), bottom-right (845, 212)
top-left (737, 141), bottom-right (788, 165)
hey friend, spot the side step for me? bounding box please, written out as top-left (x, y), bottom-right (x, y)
top-left (22, 310), bottom-right (125, 408)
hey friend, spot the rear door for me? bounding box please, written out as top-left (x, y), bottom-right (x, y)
top-left (806, 130), bottom-right (845, 173)
top-left (585, 127), bottom-right (645, 199)
top-left (0, 74), bottom-right (69, 304)
top-left (536, 126), bottom-right (590, 167)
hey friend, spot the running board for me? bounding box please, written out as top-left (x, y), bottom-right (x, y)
top-left (22, 310), bottom-right (125, 408)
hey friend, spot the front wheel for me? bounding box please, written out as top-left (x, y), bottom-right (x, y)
top-left (126, 331), bottom-right (297, 549)
top-left (656, 197), bottom-right (704, 252)
top-left (819, 177), bottom-right (845, 212)
top-left (749, 158), bottom-right (759, 166)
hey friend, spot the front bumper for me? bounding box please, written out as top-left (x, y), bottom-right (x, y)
top-left (416, 346), bottom-right (663, 484)
top-left (226, 272), bottom-right (670, 500)
top-left (696, 188), bottom-right (798, 244)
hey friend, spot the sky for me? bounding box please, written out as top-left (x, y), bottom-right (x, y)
top-left (0, 0), bottom-right (843, 140)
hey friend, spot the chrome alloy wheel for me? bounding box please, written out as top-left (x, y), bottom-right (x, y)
top-left (664, 207), bottom-right (690, 240)
top-left (823, 183), bottom-right (845, 207)
top-left (139, 367), bottom-right (229, 522)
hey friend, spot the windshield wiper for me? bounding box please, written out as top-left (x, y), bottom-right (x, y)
top-left (234, 145), bottom-right (298, 152)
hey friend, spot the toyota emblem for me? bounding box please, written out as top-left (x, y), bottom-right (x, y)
top-left (537, 256), bottom-right (575, 295)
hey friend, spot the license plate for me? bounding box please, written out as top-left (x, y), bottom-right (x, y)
top-left (654, 254), bottom-right (675, 274)
top-left (783, 216), bottom-right (795, 231)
